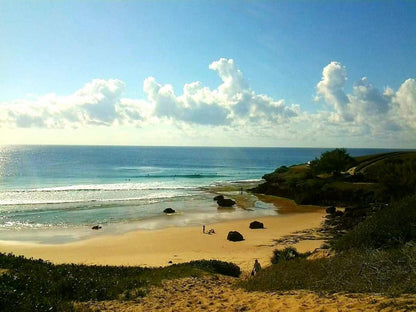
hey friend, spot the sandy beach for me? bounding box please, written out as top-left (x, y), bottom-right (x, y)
top-left (0, 202), bottom-right (325, 272)
top-left (3, 196), bottom-right (416, 311)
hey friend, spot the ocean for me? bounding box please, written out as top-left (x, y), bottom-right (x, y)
top-left (0, 145), bottom-right (405, 243)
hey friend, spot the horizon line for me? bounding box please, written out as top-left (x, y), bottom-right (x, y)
top-left (1, 143), bottom-right (414, 150)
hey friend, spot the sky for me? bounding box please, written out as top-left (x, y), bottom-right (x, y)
top-left (0, 0), bottom-right (415, 148)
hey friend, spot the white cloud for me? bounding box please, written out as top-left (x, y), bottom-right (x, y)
top-left (139, 58), bottom-right (297, 126)
top-left (0, 58), bottom-right (298, 131)
top-left (392, 78), bottom-right (416, 129)
top-left (0, 59), bottom-right (415, 148)
top-left (315, 61), bottom-right (415, 139)
top-left (316, 61), bottom-right (352, 121)
top-left (3, 79), bottom-right (125, 128)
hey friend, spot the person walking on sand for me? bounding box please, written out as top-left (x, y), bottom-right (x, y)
top-left (251, 259), bottom-right (261, 276)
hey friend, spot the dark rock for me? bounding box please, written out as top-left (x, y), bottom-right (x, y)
top-left (91, 225), bottom-right (102, 230)
top-left (168, 260), bottom-right (173, 264)
top-left (249, 221), bottom-right (264, 229)
top-left (227, 231), bottom-right (244, 242)
top-left (326, 206), bottom-right (336, 214)
top-left (163, 208), bottom-right (176, 214)
top-left (213, 195), bottom-right (224, 201)
top-left (217, 198), bottom-right (236, 207)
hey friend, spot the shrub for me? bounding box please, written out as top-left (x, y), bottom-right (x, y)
top-left (241, 246), bottom-right (416, 295)
top-left (333, 194), bottom-right (416, 251)
top-left (275, 166), bottom-right (289, 174)
top-left (271, 247), bottom-right (306, 264)
top-left (310, 148), bottom-right (356, 175)
top-left (188, 260), bottom-right (241, 277)
top-left (378, 158), bottom-right (416, 200)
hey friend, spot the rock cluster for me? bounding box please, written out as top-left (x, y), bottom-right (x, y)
top-left (214, 195), bottom-right (236, 207)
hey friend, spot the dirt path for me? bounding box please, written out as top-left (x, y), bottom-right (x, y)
top-left (79, 275), bottom-right (416, 312)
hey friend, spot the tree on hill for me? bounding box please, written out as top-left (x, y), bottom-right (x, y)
top-left (310, 148), bottom-right (355, 175)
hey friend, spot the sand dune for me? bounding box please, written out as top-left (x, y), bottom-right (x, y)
top-left (78, 275), bottom-right (416, 312)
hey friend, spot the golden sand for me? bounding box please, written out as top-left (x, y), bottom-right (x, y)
top-left (79, 275), bottom-right (416, 312)
top-left (0, 207), bottom-right (324, 271)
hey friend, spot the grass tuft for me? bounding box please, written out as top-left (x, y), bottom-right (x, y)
top-left (240, 245), bottom-right (416, 296)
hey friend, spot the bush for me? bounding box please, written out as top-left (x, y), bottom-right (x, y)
top-left (333, 195), bottom-right (416, 251)
top-left (310, 148), bottom-right (356, 175)
top-left (271, 247), bottom-right (303, 264)
top-left (378, 158), bottom-right (416, 200)
top-left (188, 260), bottom-right (241, 277)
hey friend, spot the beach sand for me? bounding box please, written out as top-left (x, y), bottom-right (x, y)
top-left (2, 196), bottom-right (415, 311)
top-left (0, 205), bottom-right (325, 272)
top-left (79, 275), bottom-right (416, 312)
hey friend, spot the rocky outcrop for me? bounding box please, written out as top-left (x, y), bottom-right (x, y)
top-left (217, 198), bottom-right (236, 207)
top-left (227, 231), bottom-right (244, 242)
top-left (91, 225), bottom-right (102, 230)
top-left (163, 208), bottom-right (176, 214)
top-left (249, 221), bottom-right (264, 229)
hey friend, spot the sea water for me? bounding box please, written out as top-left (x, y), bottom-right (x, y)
top-left (0, 145), bottom-right (405, 243)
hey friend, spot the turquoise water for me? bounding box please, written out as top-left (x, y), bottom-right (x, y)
top-left (0, 146), bottom-right (407, 243)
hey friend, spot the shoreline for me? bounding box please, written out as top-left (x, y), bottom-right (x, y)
top-left (0, 199), bottom-right (325, 271)
top-left (0, 180), bottom-right (321, 245)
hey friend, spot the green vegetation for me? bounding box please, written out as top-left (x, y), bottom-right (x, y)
top-left (243, 150), bottom-right (416, 296)
top-left (241, 195), bottom-right (416, 295)
top-left (333, 195), bottom-right (416, 250)
top-left (0, 254), bottom-right (240, 312)
top-left (309, 148), bottom-right (356, 175)
top-left (253, 150), bottom-right (416, 205)
top-left (377, 156), bottom-right (416, 201)
top-left (241, 245), bottom-right (416, 295)
top-left (270, 246), bottom-right (307, 264)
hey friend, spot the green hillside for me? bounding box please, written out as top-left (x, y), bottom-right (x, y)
top-left (253, 150), bottom-right (416, 205)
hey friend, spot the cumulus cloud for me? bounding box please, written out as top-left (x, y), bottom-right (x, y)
top-left (0, 58), bottom-right (300, 129)
top-left (316, 61), bottom-right (352, 121)
top-left (1, 58), bottom-right (415, 147)
top-left (138, 58), bottom-right (298, 126)
top-left (392, 78), bottom-right (416, 129)
top-left (3, 79), bottom-right (125, 128)
top-left (315, 61), bottom-right (416, 138)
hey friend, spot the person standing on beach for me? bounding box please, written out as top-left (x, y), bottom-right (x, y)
top-left (251, 259), bottom-right (261, 276)
top-left (203, 225), bottom-right (205, 233)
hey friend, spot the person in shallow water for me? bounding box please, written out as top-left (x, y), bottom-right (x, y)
top-left (251, 259), bottom-right (261, 276)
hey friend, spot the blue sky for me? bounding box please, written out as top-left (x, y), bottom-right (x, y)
top-left (1, 1), bottom-right (415, 148)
